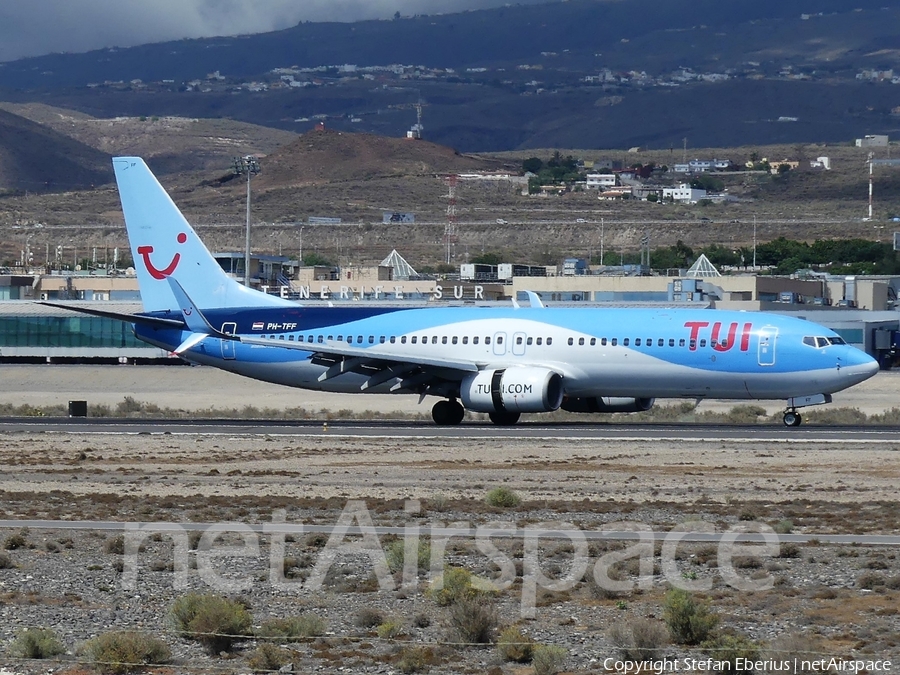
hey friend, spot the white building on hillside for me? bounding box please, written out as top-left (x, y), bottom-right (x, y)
top-left (663, 183), bottom-right (707, 203)
top-left (585, 173), bottom-right (617, 189)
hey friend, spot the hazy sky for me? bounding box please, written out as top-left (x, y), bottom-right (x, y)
top-left (0, 0), bottom-right (547, 62)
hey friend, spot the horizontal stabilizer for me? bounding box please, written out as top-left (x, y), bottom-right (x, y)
top-left (35, 301), bottom-right (185, 330)
top-left (173, 332), bottom-right (208, 355)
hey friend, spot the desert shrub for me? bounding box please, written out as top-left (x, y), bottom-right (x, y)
top-left (701, 632), bottom-right (760, 673)
top-left (81, 631), bottom-right (170, 674)
top-left (4, 531), bottom-right (27, 550)
top-left (485, 486), bottom-right (521, 508)
top-left (857, 571), bottom-right (886, 590)
top-left (376, 619), bottom-right (404, 639)
top-left (774, 519), bottom-right (793, 534)
top-left (608, 619), bottom-right (669, 661)
top-left (532, 644), bottom-right (567, 675)
top-left (257, 614), bottom-right (326, 641)
top-left (398, 646), bottom-right (435, 673)
top-left (104, 535), bottom-right (125, 555)
top-left (448, 594), bottom-right (497, 644)
top-left (10, 627), bottom-right (65, 659)
top-left (247, 643), bottom-right (293, 672)
top-left (354, 607), bottom-right (385, 628)
top-left (385, 539), bottom-right (432, 573)
top-left (663, 588), bottom-right (719, 645)
top-left (430, 566), bottom-right (479, 606)
top-left (0, 551), bottom-right (13, 569)
top-left (497, 625), bottom-right (535, 663)
top-left (778, 542), bottom-right (801, 558)
top-left (169, 593), bottom-right (251, 653)
top-left (764, 634), bottom-right (830, 669)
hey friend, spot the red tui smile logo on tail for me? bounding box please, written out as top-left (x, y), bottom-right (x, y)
top-left (137, 232), bottom-right (187, 279)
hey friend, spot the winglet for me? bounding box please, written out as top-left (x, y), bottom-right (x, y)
top-left (524, 290), bottom-right (545, 308)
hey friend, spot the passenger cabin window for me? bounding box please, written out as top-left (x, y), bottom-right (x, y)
top-left (485, 337), bottom-right (491, 345)
top-left (473, 337), bottom-right (479, 345)
top-left (496, 336), bottom-right (504, 344)
top-left (547, 337), bottom-right (553, 346)
top-left (289, 335), bottom-right (295, 341)
top-left (318, 335), bottom-right (324, 343)
top-left (432, 336), bottom-right (438, 344)
top-left (578, 337), bottom-right (584, 346)
top-left (635, 338), bottom-right (641, 346)
top-left (601, 338), bottom-right (607, 346)
top-left (679, 339), bottom-right (686, 347)
top-left (462, 336), bottom-right (468, 345)
top-left (568, 337), bottom-right (574, 346)
top-left (658, 339), bottom-right (664, 347)
top-left (401, 336), bottom-right (406, 344)
top-left (411, 336), bottom-right (417, 344)
top-left (623, 338), bottom-right (630, 346)
top-left (700, 339), bottom-right (707, 347)
top-left (442, 336), bottom-right (448, 344)
top-left (611, 338), bottom-right (617, 346)
top-left (452, 336), bottom-right (458, 345)
top-left (516, 336), bottom-right (523, 345)
top-left (380, 336), bottom-right (386, 344)
top-left (390, 336), bottom-right (396, 344)
top-left (536, 337), bottom-right (542, 345)
top-left (590, 338), bottom-right (596, 346)
top-left (526, 337), bottom-right (533, 345)
top-left (668, 339), bottom-right (674, 347)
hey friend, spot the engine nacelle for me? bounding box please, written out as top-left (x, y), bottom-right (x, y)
top-left (560, 396), bottom-right (655, 414)
top-left (461, 367), bottom-right (564, 413)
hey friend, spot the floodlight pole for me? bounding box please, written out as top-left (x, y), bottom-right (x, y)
top-left (232, 156), bottom-right (260, 287)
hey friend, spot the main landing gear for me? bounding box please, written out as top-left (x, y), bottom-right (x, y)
top-left (432, 399), bottom-right (465, 426)
top-left (782, 410), bottom-right (802, 427)
top-left (430, 399), bottom-right (522, 426)
top-left (488, 411), bottom-right (521, 426)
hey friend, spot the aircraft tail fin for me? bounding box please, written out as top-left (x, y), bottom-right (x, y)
top-left (112, 157), bottom-right (294, 313)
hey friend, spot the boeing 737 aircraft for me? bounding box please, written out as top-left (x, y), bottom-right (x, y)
top-left (50, 157), bottom-right (880, 426)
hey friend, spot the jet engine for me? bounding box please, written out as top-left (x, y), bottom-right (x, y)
top-left (461, 367), bottom-right (564, 413)
top-left (560, 396), bottom-right (655, 414)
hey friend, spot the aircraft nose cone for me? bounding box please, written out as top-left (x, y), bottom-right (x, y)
top-left (842, 349), bottom-right (879, 385)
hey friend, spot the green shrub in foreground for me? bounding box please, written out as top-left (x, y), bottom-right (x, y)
top-left (497, 625), bottom-right (535, 663)
top-left (169, 593), bottom-right (252, 653)
top-left (533, 644), bottom-right (567, 675)
top-left (485, 486), bottom-right (521, 508)
top-left (256, 614), bottom-right (327, 641)
top-left (663, 588), bottom-right (719, 645)
top-left (81, 631), bottom-right (170, 674)
top-left (10, 627), bottom-right (65, 659)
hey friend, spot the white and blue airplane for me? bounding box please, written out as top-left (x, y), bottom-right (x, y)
top-left (55, 157), bottom-right (880, 427)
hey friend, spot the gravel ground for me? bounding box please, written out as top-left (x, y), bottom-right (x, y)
top-left (0, 366), bottom-right (898, 674)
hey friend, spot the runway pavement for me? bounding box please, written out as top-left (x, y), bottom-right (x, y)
top-left (0, 416), bottom-right (898, 442)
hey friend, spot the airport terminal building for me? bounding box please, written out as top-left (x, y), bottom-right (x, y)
top-left (2, 253), bottom-right (900, 366)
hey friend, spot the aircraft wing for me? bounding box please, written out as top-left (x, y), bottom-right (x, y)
top-left (240, 335), bottom-right (479, 372)
top-left (239, 335), bottom-right (479, 392)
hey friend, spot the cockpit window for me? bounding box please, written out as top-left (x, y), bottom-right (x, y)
top-left (804, 335), bottom-right (847, 348)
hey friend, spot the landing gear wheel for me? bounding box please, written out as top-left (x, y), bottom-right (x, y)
top-left (489, 410), bottom-right (521, 426)
top-left (782, 411), bottom-right (802, 427)
top-left (432, 399), bottom-right (465, 426)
